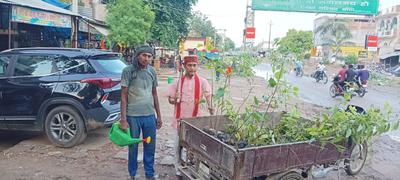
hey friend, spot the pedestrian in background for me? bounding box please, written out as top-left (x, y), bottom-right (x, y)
top-left (120, 45), bottom-right (162, 180)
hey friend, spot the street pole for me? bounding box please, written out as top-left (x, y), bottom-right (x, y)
top-left (214, 33), bottom-right (216, 48)
top-left (268, 20), bottom-right (272, 50)
top-left (8, 5), bottom-right (12, 49)
top-left (88, 23), bottom-right (91, 48)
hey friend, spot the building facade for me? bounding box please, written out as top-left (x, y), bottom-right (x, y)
top-left (0, 0), bottom-right (80, 51)
top-left (0, 0), bottom-right (110, 52)
top-left (376, 5), bottom-right (400, 58)
top-left (313, 16), bottom-right (376, 60)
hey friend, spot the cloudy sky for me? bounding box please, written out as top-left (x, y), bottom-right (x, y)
top-left (193, 0), bottom-right (400, 47)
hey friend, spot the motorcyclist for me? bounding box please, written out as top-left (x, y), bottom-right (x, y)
top-left (344, 64), bottom-right (357, 91)
top-left (335, 65), bottom-right (347, 92)
top-left (315, 62), bottom-right (325, 79)
top-left (295, 60), bottom-right (303, 74)
top-left (357, 64), bottom-right (369, 86)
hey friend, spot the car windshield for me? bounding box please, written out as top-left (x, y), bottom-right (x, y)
top-left (90, 55), bottom-right (127, 74)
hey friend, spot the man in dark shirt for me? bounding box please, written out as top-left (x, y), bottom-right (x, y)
top-left (345, 64), bottom-right (357, 83)
top-left (357, 64), bottom-right (369, 85)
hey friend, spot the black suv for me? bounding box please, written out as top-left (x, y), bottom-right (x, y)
top-left (0, 48), bottom-right (125, 147)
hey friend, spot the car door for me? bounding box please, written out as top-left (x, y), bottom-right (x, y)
top-left (2, 54), bottom-right (59, 129)
top-left (0, 55), bottom-right (13, 129)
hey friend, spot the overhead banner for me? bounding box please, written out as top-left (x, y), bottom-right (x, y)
top-left (12, 6), bottom-right (71, 28)
top-left (252, 0), bottom-right (379, 15)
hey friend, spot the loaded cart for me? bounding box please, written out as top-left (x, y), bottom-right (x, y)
top-left (177, 114), bottom-right (367, 180)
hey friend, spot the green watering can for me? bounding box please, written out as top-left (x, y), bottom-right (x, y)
top-left (109, 122), bottom-right (151, 147)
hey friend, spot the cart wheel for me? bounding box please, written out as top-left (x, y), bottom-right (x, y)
top-left (279, 172), bottom-right (303, 180)
top-left (345, 142), bottom-right (368, 175)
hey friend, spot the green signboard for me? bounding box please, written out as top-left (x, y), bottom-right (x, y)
top-left (252, 0), bottom-right (379, 15)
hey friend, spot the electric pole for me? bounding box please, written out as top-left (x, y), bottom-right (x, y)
top-left (268, 20), bottom-right (273, 50)
top-left (243, 0), bottom-right (255, 50)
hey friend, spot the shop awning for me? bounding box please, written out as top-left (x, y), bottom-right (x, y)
top-left (1, 0), bottom-right (79, 17)
top-left (380, 51), bottom-right (400, 60)
top-left (89, 23), bottom-right (109, 36)
top-left (42, 0), bottom-right (71, 9)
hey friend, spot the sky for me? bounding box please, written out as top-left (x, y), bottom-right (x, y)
top-left (193, 0), bottom-right (400, 47)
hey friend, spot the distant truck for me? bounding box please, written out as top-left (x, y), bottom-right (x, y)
top-left (180, 37), bottom-right (206, 57)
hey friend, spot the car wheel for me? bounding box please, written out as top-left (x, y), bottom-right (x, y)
top-left (45, 105), bottom-right (87, 147)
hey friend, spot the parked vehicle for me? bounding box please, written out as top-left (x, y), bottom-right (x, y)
top-left (178, 114), bottom-right (367, 180)
top-left (0, 48), bottom-right (125, 147)
top-left (391, 66), bottom-right (400, 77)
top-left (387, 64), bottom-right (400, 73)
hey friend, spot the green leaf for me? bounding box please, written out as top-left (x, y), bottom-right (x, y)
top-left (197, 100), bottom-right (205, 106)
top-left (293, 86), bottom-right (299, 97)
top-left (345, 129), bottom-right (352, 138)
top-left (357, 124), bottom-right (363, 132)
top-left (274, 71), bottom-right (283, 80)
top-left (392, 121), bottom-right (400, 130)
top-left (262, 95), bottom-right (269, 102)
top-left (215, 88), bottom-right (225, 98)
top-left (252, 112), bottom-right (262, 121)
top-left (344, 93), bottom-right (351, 101)
top-left (253, 96), bottom-right (259, 106)
top-left (268, 78), bottom-right (277, 87)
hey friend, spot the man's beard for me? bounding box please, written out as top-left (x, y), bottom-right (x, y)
top-left (186, 71), bottom-right (195, 77)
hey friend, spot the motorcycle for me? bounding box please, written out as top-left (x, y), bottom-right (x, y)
top-left (312, 70), bottom-right (328, 84)
top-left (330, 76), bottom-right (367, 99)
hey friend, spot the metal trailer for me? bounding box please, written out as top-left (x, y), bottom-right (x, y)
top-left (178, 114), bottom-right (367, 180)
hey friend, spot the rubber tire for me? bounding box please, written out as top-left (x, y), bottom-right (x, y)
top-left (329, 84), bottom-right (337, 98)
top-left (299, 70), bottom-right (303, 77)
top-left (345, 142), bottom-right (368, 175)
top-left (316, 75), bottom-right (320, 82)
top-left (45, 105), bottom-right (87, 148)
top-left (279, 172), bottom-right (303, 180)
top-left (358, 87), bottom-right (366, 97)
top-left (323, 73), bottom-right (329, 84)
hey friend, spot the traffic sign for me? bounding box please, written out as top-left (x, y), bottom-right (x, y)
top-left (367, 35), bottom-right (378, 47)
top-left (365, 35), bottom-right (378, 52)
top-left (246, 27), bottom-right (256, 39)
top-left (252, 0), bottom-right (379, 15)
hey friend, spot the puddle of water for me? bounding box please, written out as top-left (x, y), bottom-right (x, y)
top-left (253, 63), bottom-right (273, 80)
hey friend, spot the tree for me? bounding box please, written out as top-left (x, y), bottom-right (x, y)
top-left (277, 29), bottom-right (313, 59)
top-left (106, 0), bottom-right (155, 47)
top-left (145, 0), bottom-right (197, 48)
top-left (188, 12), bottom-right (217, 39)
top-left (315, 19), bottom-right (354, 57)
top-left (223, 37), bottom-right (235, 52)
